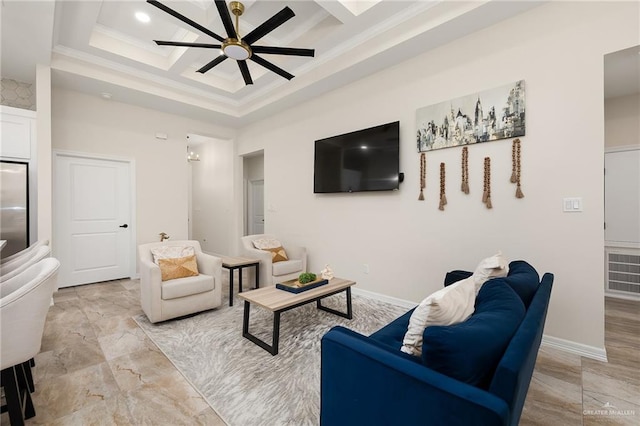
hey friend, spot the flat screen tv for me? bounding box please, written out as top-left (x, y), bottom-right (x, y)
top-left (314, 121), bottom-right (400, 193)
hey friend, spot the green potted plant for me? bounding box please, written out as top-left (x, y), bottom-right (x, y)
top-left (298, 272), bottom-right (317, 285)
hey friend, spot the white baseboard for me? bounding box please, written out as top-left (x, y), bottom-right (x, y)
top-left (542, 335), bottom-right (608, 362)
top-left (352, 287), bottom-right (417, 310)
top-left (605, 291), bottom-right (640, 302)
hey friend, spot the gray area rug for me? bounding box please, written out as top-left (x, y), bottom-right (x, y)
top-left (134, 292), bottom-right (408, 426)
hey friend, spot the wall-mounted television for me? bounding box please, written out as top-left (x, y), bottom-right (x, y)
top-left (314, 121), bottom-right (401, 193)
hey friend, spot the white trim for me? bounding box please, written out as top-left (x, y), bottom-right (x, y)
top-left (605, 290), bottom-right (640, 301)
top-left (52, 150), bottom-right (137, 281)
top-left (0, 105), bottom-right (36, 118)
top-left (541, 335), bottom-right (608, 362)
top-left (605, 145), bottom-right (640, 153)
top-left (605, 241), bottom-right (640, 249)
top-left (352, 287), bottom-right (417, 310)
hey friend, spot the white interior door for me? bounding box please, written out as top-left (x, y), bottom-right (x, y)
top-left (605, 149), bottom-right (640, 244)
top-left (249, 180), bottom-right (264, 235)
top-left (55, 154), bottom-right (133, 287)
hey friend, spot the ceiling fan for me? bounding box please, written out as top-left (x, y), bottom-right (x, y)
top-left (147, 0), bottom-right (315, 85)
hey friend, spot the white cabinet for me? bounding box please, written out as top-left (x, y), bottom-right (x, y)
top-left (0, 106), bottom-right (36, 159)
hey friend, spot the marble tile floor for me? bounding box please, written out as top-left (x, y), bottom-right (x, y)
top-left (1, 276), bottom-right (638, 425)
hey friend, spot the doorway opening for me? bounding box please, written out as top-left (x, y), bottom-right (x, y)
top-left (603, 45), bottom-right (640, 300)
top-left (243, 151), bottom-right (264, 236)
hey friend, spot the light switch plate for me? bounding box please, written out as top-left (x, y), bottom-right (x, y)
top-left (563, 197), bottom-right (583, 212)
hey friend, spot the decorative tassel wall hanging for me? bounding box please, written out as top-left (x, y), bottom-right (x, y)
top-left (439, 162), bottom-right (447, 210)
top-left (512, 138), bottom-right (525, 198)
top-left (418, 153), bottom-right (426, 201)
top-left (510, 140), bottom-right (518, 183)
top-left (461, 147), bottom-right (469, 194)
top-left (483, 157), bottom-right (493, 209)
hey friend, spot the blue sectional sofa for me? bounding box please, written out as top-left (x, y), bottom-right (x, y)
top-left (321, 261), bottom-right (553, 426)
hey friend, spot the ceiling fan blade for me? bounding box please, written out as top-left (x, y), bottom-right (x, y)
top-left (238, 61), bottom-right (254, 85)
top-left (215, 0), bottom-right (237, 39)
top-left (155, 40), bottom-right (221, 49)
top-left (251, 46), bottom-right (315, 57)
top-left (197, 55), bottom-right (228, 73)
top-left (243, 7), bottom-right (295, 45)
top-left (250, 54), bottom-right (294, 80)
top-left (147, 0), bottom-right (225, 42)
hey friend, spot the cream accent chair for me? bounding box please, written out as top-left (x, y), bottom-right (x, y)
top-left (0, 245), bottom-right (51, 283)
top-left (1, 239), bottom-right (49, 265)
top-left (240, 234), bottom-right (307, 286)
top-left (138, 240), bottom-right (222, 324)
top-left (1, 258), bottom-right (60, 424)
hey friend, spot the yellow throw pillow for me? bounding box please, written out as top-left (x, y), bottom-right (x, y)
top-left (158, 255), bottom-right (199, 281)
top-left (263, 246), bottom-right (288, 263)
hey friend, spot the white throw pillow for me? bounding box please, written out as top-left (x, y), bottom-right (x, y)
top-left (150, 245), bottom-right (195, 265)
top-left (252, 238), bottom-right (282, 250)
top-left (472, 251), bottom-right (509, 293)
top-left (401, 277), bottom-right (476, 357)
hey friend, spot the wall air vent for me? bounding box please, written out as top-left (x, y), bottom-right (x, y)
top-left (606, 249), bottom-right (640, 299)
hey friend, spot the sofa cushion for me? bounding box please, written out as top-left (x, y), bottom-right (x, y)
top-left (500, 260), bottom-right (540, 308)
top-left (444, 270), bottom-right (473, 286)
top-left (401, 277), bottom-right (476, 356)
top-left (158, 255), bottom-right (199, 281)
top-left (472, 251), bottom-right (509, 293)
top-left (369, 309), bottom-right (422, 363)
top-left (272, 259), bottom-right (303, 277)
top-left (421, 280), bottom-right (526, 388)
top-left (161, 273), bottom-right (214, 300)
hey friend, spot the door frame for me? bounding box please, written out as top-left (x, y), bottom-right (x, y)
top-left (53, 150), bottom-right (137, 281)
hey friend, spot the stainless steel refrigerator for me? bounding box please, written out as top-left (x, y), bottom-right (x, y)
top-left (0, 161), bottom-right (29, 258)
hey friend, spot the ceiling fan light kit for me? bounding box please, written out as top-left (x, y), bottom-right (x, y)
top-left (147, 0), bottom-right (315, 85)
top-left (222, 39), bottom-right (251, 60)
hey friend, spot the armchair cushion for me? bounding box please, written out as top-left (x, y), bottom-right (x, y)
top-left (161, 273), bottom-right (214, 300)
top-left (158, 255), bottom-right (199, 281)
top-left (421, 280), bottom-right (526, 388)
top-left (263, 246), bottom-right (289, 263)
top-left (252, 238), bottom-right (282, 250)
top-left (151, 245), bottom-right (195, 264)
top-left (272, 259), bottom-right (304, 277)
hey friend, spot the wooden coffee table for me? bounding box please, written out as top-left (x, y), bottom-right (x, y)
top-left (237, 277), bottom-right (355, 355)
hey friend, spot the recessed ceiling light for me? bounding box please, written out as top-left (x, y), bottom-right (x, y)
top-left (135, 11), bottom-right (150, 23)
top-left (100, 92), bottom-right (112, 100)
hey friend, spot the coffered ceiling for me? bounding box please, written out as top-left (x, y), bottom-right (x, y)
top-left (6, 0), bottom-right (604, 127)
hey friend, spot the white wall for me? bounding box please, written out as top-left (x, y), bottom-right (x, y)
top-left (605, 93), bottom-right (640, 148)
top-left (190, 136), bottom-right (235, 254)
top-left (235, 2), bottom-right (640, 352)
top-left (51, 88), bottom-right (235, 249)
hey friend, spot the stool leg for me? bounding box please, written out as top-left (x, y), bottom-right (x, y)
top-left (1, 367), bottom-right (25, 426)
top-left (16, 364), bottom-right (35, 419)
top-left (22, 359), bottom-right (35, 392)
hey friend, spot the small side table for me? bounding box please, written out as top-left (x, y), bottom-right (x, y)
top-left (220, 256), bottom-right (260, 306)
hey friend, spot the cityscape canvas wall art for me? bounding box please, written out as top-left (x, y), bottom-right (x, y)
top-left (416, 80), bottom-right (525, 152)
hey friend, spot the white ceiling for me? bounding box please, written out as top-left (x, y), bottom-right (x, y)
top-left (1, 1), bottom-right (638, 127)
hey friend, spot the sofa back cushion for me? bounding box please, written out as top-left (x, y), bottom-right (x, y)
top-left (500, 261), bottom-right (540, 308)
top-left (421, 280), bottom-right (526, 388)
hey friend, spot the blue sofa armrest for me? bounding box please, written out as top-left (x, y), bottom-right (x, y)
top-left (321, 326), bottom-right (510, 426)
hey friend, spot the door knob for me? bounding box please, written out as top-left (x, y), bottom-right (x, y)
top-left (119, 224), bottom-right (129, 228)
